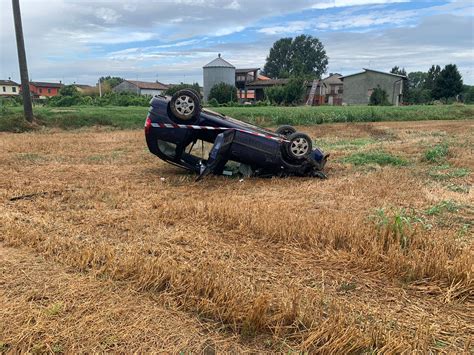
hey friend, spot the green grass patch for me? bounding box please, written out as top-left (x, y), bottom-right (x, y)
top-left (318, 137), bottom-right (376, 151)
top-left (428, 165), bottom-right (470, 180)
top-left (342, 151), bottom-right (408, 166)
top-left (423, 143), bottom-right (449, 163)
top-left (213, 104), bottom-right (474, 126)
top-left (425, 200), bottom-right (460, 216)
top-left (446, 183), bottom-right (470, 194)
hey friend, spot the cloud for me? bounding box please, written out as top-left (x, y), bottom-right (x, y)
top-left (1, 0), bottom-right (473, 85)
top-left (312, 0), bottom-right (409, 9)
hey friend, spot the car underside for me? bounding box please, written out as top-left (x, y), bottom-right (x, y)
top-left (145, 89), bottom-right (329, 179)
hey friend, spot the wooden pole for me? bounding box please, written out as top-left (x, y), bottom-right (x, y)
top-left (12, 0), bottom-right (33, 122)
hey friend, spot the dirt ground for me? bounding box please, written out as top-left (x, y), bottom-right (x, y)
top-left (1, 120), bottom-right (473, 353)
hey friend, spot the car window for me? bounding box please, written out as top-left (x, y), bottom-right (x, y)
top-left (157, 140), bottom-right (177, 159)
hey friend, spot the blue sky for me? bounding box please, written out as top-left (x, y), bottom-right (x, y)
top-left (1, 0), bottom-right (473, 85)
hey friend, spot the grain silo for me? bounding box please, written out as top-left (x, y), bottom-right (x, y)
top-left (203, 54), bottom-right (235, 102)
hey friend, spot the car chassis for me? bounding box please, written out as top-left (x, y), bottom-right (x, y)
top-left (145, 89), bottom-right (329, 179)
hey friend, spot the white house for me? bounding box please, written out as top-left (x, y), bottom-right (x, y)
top-left (112, 80), bottom-right (169, 96)
top-left (0, 79), bottom-right (20, 96)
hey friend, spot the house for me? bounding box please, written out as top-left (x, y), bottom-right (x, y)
top-left (235, 68), bottom-right (259, 100)
top-left (245, 78), bottom-right (289, 101)
top-left (340, 69), bottom-right (407, 106)
top-left (0, 79), bottom-right (20, 96)
top-left (29, 81), bottom-right (63, 98)
top-left (112, 80), bottom-right (169, 96)
top-left (322, 73), bottom-right (343, 105)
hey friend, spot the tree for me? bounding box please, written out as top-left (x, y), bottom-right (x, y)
top-left (99, 76), bottom-right (124, 88)
top-left (59, 85), bottom-right (79, 97)
top-left (461, 85), bottom-right (474, 104)
top-left (390, 66), bottom-right (406, 77)
top-left (263, 37), bottom-right (292, 79)
top-left (164, 83), bottom-right (201, 97)
top-left (263, 35), bottom-right (328, 79)
top-left (208, 83), bottom-right (237, 104)
top-left (432, 64), bottom-right (463, 100)
top-left (407, 71), bottom-right (428, 89)
top-left (424, 65), bottom-right (441, 90)
top-left (264, 77), bottom-right (305, 105)
top-left (369, 87), bottom-right (390, 106)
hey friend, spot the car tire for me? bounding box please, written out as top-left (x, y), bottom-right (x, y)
top-left (275, 125), bottom-right (296, 137)
top-left (285, 132), bottom-right (313, 160)
top-left (170, 89), bottom-right (201, 122)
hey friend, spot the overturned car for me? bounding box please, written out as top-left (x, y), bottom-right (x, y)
top-left (145, 89), bottom-right (329, 179)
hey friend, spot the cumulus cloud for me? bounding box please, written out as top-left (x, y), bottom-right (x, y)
top-left (1, 0), bottom-right (472, 85)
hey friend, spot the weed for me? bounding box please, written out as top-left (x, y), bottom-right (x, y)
top-left (423, 143), bottom-right (449, 163)
top-left (45, 302), bottom-right (63, 317)
top-left (337, 281), bottom-right (357, 292)
top-left (342, 151), bottom-right (408, 166)
top-left (425, 200), bottom-right (460, 216)
top-left (0, 342), bottom-right (10, 352)
top-left (428, 165), bottom-right (470, 180)
top-left (446, 184), bottom-right (470, 193)
top-left (52, 343), bottom-right (64, 354)
top-left (17, 153), bottom-right (45, 162)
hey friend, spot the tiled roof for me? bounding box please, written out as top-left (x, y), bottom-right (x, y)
top-left (126, 80), bottom-right (169, 90)
top-left (30, 81), bottom-right (63, 88)
top-left (0, 79), bottom-right (19, 86)
top-left (246, 79), bottom-right (289, 87)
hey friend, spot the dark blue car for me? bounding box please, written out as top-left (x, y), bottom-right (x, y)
top-left (145, 89), bottom-right (328, 179)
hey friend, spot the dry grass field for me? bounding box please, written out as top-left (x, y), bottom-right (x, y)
top-left (1, 120), bottom-right (473, 353)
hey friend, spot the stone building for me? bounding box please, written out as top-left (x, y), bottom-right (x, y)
top-left (341, 69), bottom-right (406, 105)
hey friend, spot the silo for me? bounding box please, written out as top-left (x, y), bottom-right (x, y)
top-left (203, 54), bottom-right (235, 102)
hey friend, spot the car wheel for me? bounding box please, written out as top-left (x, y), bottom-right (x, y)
top-left (285, 132), bottom-right (313, 160)
top-left (275, 125), bottom-right (296, 137)
top-left (170, 89), bottom-right (201, 122)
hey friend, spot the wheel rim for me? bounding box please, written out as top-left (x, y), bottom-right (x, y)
top-left (290, 138), bottom-right (309, 157)
top-left (174, 95), bottom-right (195, 117)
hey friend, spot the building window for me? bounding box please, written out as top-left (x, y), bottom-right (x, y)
top-left (48, 88), bottom-right (51, 94)
top-left (2, 86), bottom-right (5, 92)
top-left (39, 88), bottom-right (43, 93)
top-left (12, 87), bottom-right (16, 92)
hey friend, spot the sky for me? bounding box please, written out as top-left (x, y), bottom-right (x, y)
top-left (1, 0), bottom-right (473, 85)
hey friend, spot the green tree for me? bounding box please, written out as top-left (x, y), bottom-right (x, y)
top-left (424, 65), bottom-right (441, 90)
top-left (208, 82), bottom-right (237, 104)
top-left (59, 85), bottom-right (79, 97)
top-left (263, 35), bottom-right (328, 79)
top-left (407, 71), bottom-right (428, 89)
top-left (99, 76), bottom-right (124, 88)
top-left (369, 87), bottom-right (390, 106)
top-left (461, 85), bottom-right (474, 104)
top-left (432, 64), bottom-right (463, 100)
top-left (264, 77), bottom-right (305, 105)
top-left (164, 83), bottom-right (201, 97)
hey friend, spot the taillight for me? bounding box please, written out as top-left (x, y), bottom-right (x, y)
top-left (144, 116), bottom-right (152, 134)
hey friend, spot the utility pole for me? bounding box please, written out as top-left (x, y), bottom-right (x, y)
top-left (12, 0), bottom-right (33, 122)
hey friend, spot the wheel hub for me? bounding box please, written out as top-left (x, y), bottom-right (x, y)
top-left (290, 138), bottom-right (309, 156)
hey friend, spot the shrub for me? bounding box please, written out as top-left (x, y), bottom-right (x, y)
top-left (369, 87), bottom-right (390, 106)
top-left (207, 98), bottom-right (219, 107)
top-left (264, 85), bottom-right (285, 105)
top-left (208, 83), bottom-right (238, 104)
top-left (264, 77), bottom-right (305, 105)
top-left (59, 85), bottom-right (80, 97)
top-left (424, 143), bottom-right (449, 163)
